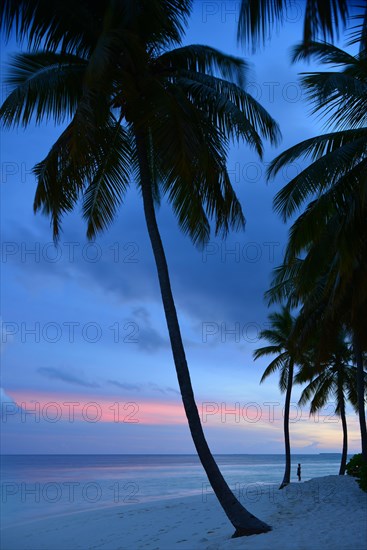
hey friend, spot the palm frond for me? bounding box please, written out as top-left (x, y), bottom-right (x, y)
top-left (346, 4), bottom-right (367, 52)
top-left (253, 344), bottom-right (284, 359)
top-left (33, 122), bottom-right (83, 238)
top-left (299, 72), bottom-right (367, 130)
top-left (143, 77), bottom-right (248, 245)
top-left (259, 353), bottom-right (289, 384)
top-left (265, 259), bottom-right (303, 306)
top-left (0, 52), bottom-right (86, 127)
top-left (284, 158), bottom-right (367, 258)
top-left (82, 123), bottom-right (132, 238)
top-left (176, 74), bottom-right (264, 157)
top-left (0, 0), bottom-right (103, 55)
top-left (309, 374), bottom-right (334, 413)
top-left (33, 94), bottom-right (113, 239)
top-left (158, 45), bottom-right (249, 87)
top-left (268, 129), bottom-right (367, 220)
top-left (291, 40), bottom-right (358, 65)
top-left (124, 0), bottom-right (192, 49)
top-left (237, 0), bottom-right (349, 49)
top-left (0, 0), bottom-right (193, 53)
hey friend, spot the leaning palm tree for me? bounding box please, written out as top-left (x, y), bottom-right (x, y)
top-left (0, 0), bottom-right (280, 537)
top-left (295, 332), bottom-right (359, 475)
top-left (253, 306), bottom-right (301, 488)
top-left (266, 38), bottom-right (367, 459)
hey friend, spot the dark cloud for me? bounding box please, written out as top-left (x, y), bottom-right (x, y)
top-left (38, 367), bottom-right (100, 388)
top-left (147, 383), bottom-right (180, 396)
top-left (107, 380), bottom-right (142, 392)
top-left (137, 327), bottom-right (168, 352)
top-left (107, 379), bottom-right (180, 397)
top-left (129, 306), bottom-right (169, 352)
top-left (3, 180), bottom-right (289, 337)
top-left (1, 198), bottom-right (158, 302)
top-left (164, 386), bottom-right (180, 396)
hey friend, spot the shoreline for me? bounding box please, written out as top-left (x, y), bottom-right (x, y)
top-left (1, 475), bottom-right (366, 549)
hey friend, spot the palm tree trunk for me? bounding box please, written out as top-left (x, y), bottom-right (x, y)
top-left (279, 360), bottom-right (293, 489)
top-left (135, 132), bottom-right (271, 537)
top-left (338, 370), bottom-right (348, 475)
top-left (353, 333), bottom-right (367, 460)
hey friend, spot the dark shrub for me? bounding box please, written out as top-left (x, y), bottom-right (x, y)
top-left (346, 454), bottom-right (367, 492)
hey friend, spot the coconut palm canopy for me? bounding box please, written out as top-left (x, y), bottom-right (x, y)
top-left (0, 0), bottom-right (279, 243)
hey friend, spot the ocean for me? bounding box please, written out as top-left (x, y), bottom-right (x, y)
top-left (0, 453), bottom-right (347, 528)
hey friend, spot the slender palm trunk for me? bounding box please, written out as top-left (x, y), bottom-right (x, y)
top-left (339, 402), bottom-right (348, 475)
top-left (135, 132), bottom-right (271, 537)
top-left (279, 360), bottom-right (294, 489)
top-left (338, 369), bottom-right (348, 475)
top-left (353, 333), bottom-right (367, 460)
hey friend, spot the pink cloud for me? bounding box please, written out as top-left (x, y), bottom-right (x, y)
top-left (8, 390), bottom-right (187, 425)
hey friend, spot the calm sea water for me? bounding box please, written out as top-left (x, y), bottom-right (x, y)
top-left (0, 454), bottom-right (346, 527)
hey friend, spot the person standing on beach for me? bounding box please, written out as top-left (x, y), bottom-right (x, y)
top-left (297, 463), bottom-right (301, 481)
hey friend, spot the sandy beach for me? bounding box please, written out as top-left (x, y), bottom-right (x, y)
top-left (1, 475), bottom-right (366, 550)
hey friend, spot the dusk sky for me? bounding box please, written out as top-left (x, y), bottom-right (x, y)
top-left (0, 1), bottom-right (361, 454)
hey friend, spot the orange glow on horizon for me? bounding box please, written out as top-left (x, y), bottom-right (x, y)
top-left (4, 389), bottom-right (361, 452)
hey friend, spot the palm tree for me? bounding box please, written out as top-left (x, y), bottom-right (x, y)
top-left (295, 333), bottom-right (359, 475)
top-left (0, 0), bottom-right (280, 537)
top-left (253, 306), bottom-right (301, 488)
top-left (237, 0), bottom-right (366, 50)
top-left (266, 38), bottom-right (367, 459)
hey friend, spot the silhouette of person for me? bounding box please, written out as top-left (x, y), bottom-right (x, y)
top-left (297, 463), bottom-right (301, 482)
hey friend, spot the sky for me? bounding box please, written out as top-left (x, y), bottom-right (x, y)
top-left (0, 1), bottom-right (362, 454)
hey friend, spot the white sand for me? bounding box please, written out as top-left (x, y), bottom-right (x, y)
top-left (1, 476), bottom-right (366, 550)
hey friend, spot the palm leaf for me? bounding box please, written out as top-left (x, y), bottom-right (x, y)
top-left (33, 122), bottom-right (83, 238)
top-left (291, 41), bottom-right (358, 66)
top-left (237, 0), bottom-right (349, 49)
top-left (299, 72), bottom-right (367, 130)
top-left (180, 71), bottom-right (281, 147)
top-left (0, 0), bottom-right (193, 53)
top-left (259, 353), bottom-right (289, 385)
top-left (0, 0), bottom-right (102, 55)
top-left (0, 52), bottom-right (86, 127)
top-left (158, 45), bottom-right (249, 87)
top-left (268, 129), bottom-right (367, 220)
top-left (253, 344), bottom-right (284, 359)
top-left (82, 122), bottom-right (132, 238)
